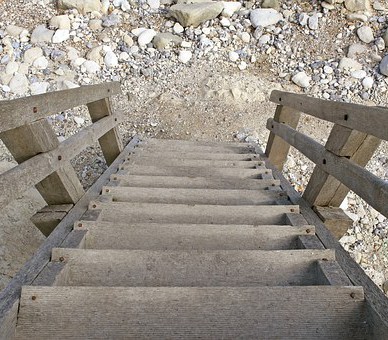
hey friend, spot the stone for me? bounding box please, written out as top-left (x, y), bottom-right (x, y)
top-left (74, 116), bottom-right (85, 125)
top-left (347, 13), bottom-right (368, 22)
top-left (121, 0), bottom-right (131, 11)
top-left (375, 37), bottom-right (385, 51)
top-left (50, 15), bottom-right (71, 30)
top-left (383, 29), bottom-right (388, 46)
top-left (169, 3), bottom-right (224, 27)
top-left (323, 65), bottom-right (333, 74)
top-left (351, 69), bottom-right (367, 79)
top-left (138, 29), bottom-right (157, 47)
top-left (347, 43), bottom-right (367, 58)
top-left (357, 26), bottom-right (374, 43)
top-left (5, 25), bottom-right (26, 37)
top-left (221, 1), bottom-right (241, 17)
top-left (89, 19), bottom-right (103, 31)
top-left (344, 0), bottom-right (371, 12)
top-left (102, 14), bottom-right (121, 27)
top-left (31, 25), bottom-right (55, 43)
top-left (52, 29), bottom-right (70, 43)
top-left (9, 74), bottom-right (29, 95)
top-left (82, 60), bottom-right (101, 73)
top-left (178, 50), bottom-right (192, 63)
top-left (362, 76), bottom-right (373, 89)
top-left (173, 22), bottom-right (185, 34)
top-left (87, 46), bottom-right (103, 63)
top-left (30, 82), bottom-right (49, 95)
top-left (238, 61), bottom-right (247, 70)
top-left (220, 17), bottom-right (231, 26)
top-left (291, 71), bottom-right (311, 88)
top-left (57, 0), bottom-right (101, 13)
top-left (308, 14), bottom-right (319, 30)
top-left (32, 56), bottom-right (49, 70)
top-left (104, 51), bottom-right (118, 67)
top-left (132, 28), bottom-right (147, 36)
top-left (152, 33), bottom-right (183, 50)
top-left (5, 61), bottom-right (19, 75)
top-left (240, 32), bottom-right (250, 43)
top-left (250, 9), bottom-right (282, 28)
top-left (338, 57), bottom-right (362, 71)
top-left (228, 51), bottom-right (239, 62)
top-left (147, 0), bottom-right (160, 9)
top-left (123, 34), bottom-right (134, 47)
top-left (379, 55), bottom-right (388, 76)
top-left (299, 13), bottom-right (309, 26)
top-left (24, 47), bottom-right (43, 64)
top-left (261, 0), bottom-right (280, 10)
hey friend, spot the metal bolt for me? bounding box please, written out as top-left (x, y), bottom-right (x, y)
top-left (113, 177), bottom-right (117, 180)
top-left (92, 204), bottom-right (97, 208)
top-left (31, 295), bottom-right (37, 301)
top-left (33, 107), bottom-right (38, 113)
top-left (322, 258), bottom-right (328, 261)
top-left (306, 228), bottom-right (311, 234)
top-left (290, 208), bottom-right (295, 212)
top-left (105, 189), bottom-right (110, 193)
top-left (59, 256), bottom-right (65, 262)
top-left (271, 183), bottom-right (276, 187)
top-left (350, 292), bottom-right (356, 299)
top-left (58, 155), bottom-right (62, 161)
top-left (78, 223), bottom-right (83, 228)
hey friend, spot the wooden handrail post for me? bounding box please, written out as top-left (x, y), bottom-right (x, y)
top-left (0, 119), bottom-right (84, 205)
top-left (87, 98), bottom-right (123, 165)
top-left (265, 105), bottom-right (300, 171)
top-left (303, 124), bottom-right (380, 207)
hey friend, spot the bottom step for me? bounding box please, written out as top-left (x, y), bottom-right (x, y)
top-left (16, 286), bottom-right (366, 339)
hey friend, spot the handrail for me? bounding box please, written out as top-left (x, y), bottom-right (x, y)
top-left (0, 82), bottom-right (121, 133)
top-left (271, 90), bottom-right (388, 141)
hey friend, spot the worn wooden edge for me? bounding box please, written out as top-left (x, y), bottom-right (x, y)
top-left (316, 260), bottom-right (352, 286)
top-left (297, 235), bottom-right (325, 250)
top-left (270, 90), bottom-right (388, 141)
top-left (257, 147), bottom-right (388, 336)
top-left (0, 114), bottom-right (122, 211)
top-left (0, 82), bottom-right (121, 133)
top-left (267, 119), bottom-right (388, 217)
top-left (0, 136), bottom-right (141, 338)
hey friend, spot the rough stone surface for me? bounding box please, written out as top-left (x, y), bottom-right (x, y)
top-left (250, 9), bottom-right (283, 28)
top-left (291, 71), bottom-right (311, 88)
top-left (50, 15), bottom-right (71, 30)
top-left (24, 47), bottom-right (43, 64)
top-left (379, 55), bottom-right (388, 76)
top-left (338, 57), bottom-right (362, 71)
top-left (31, 25), bottom-right (55, 43)
top-left (153, 33), bottom-right (183, 50)
top-left (57, 0), bottom-right (101, 13)
top-left (169, 3), bottom-right (224, 27)
top-left (52, 29), bottom-right (70, 43)
top-left (138, 29), bottom-right (157, 47)
top-left (9, 73), bottom-right (29, 94)
top-left (357, 26), bottom-right (374, 43)
top-left (344, 0), bottom-right (370, 12)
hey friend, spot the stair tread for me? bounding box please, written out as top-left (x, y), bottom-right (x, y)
top-left (16, 286), bottom-right (367, 339)
top-left (129, 151), bottom-right (261, 161)
top-left (110, 174), bottom-right (280, 190)
top-left (77, 222), bottom-right (314, 250)
top-left (90, 202), bottom-right (298, 225)
top-left (102, 186), bottom-right (287, 205)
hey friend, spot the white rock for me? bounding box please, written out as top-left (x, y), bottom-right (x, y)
top-left (132, 27), bottom-right (147, 36)
top-left (202, 27), bottom-right (211, 35)
top-left (52, 29), bottom-right (70, 43)
top-left (258, 34), bottom-right (271, 44)
top-left (138, 29), bottom-right (157, 47)
top-left (220, 17), bottom-right (231, 26)
top-left (24, 47), bottom-right (43, 64)
top-left (5, 25), bottom-right (26, 37)
top-left (57, 0), bottom-right (101, 13)
top-left (5, 61), bottom-right (19, 75)
top-left (238, 61), bottom-right (247, 70)
top-left (30, 82), bottom-right (49, 95)
top-left (178, 50), bottom-right (192, 63)
top-left (240, 32), bottom-right (250, 43)
top-left (292, 71), bottom-right (311, 88)
top-left (299, 13), bottom-right (309, 26)
top-left (250, 9), bottom-right (282, 28)
top-left (104, 51), bottom-right (118, 67)
top-left (147, 0), bottom-right (160, 9)
top-left (82, 60), bottom-right (101, 73)
top-left (50, 15), bottom-right (71, 30)
top-left (308, 14), bottom-right (319, 30)
top-left (338, 57), bottom-right (362, 71)
top-left (173, 22), bottom-right (184, 34)
top-left (119, 52), bottom-right (130, 61)
top-left (228, 51), bottom-right (239, 62)
top-left (362, 76), bottom-right (373, 89)
top-left (379, 55), bottom-right (388, 75)
top-left (121, 0), bottom-right (131, 11)
top-left (351, 69), bottom-right (367, 79)
top-left (9, 74), bottom-right (29, 95)
top-left (2, 85), bottom-right (11, 92)
top-left (357, 26), bottom-right (374, 43)
top-left (323, 65), bottom-right (333, 74)
top-left (67, 47), bottom-right (80, 61)
top-left (221, 1), bottom-right (241, 17)
top-left (33, 56), bottom-right (49, 70)
top-left (74, 116), bottom-right (85, 126)
top-left (31, 25), bottom-right (55, 43)
top-left (181, 41), bottom-right (191, 48)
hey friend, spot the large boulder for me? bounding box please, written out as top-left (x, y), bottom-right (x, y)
top-left (169, 2), bottom-right (224, 27)
top-left (57, 0), bottom-right (101, 13)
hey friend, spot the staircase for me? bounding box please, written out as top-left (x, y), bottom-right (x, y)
top-left (14, 138), bottom-right (369, 339)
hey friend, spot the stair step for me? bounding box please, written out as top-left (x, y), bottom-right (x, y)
top-left (129, 151), bottom-right (261, 161)
top-left (110, 174), bottom-right (280, 190)
top-left (118, 165), bottom-right (270, 179)
top-left (102, 187), bottom-right (287, 205)
top-left (51, 248), bottom-right (334, 287)
top-left (125, 157), bottom-right (264, 169)
top-left (143, 139), bottom-right (251, 148)
top-left (16, 286), bottom-right (367, 339)
top-left (90, 202), bottom-right (298, 225)
top-left (76, 222), bottom-right (315, 250)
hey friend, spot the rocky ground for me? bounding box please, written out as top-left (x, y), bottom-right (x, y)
top-left (0, 0), bottom-right (388, 294)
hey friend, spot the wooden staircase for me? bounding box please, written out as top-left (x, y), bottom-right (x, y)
top-left (14, 138), bottom-right (369, 339)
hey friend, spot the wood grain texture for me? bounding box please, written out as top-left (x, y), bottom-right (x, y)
top-left (15, 286), bottom-right (367, 339)
top-left (270, 90), bottom-right (388, 141)
top-left (51, 248), bottom-right (334, 287)
top-left (265, 104), bottom-right (301, 170)
top-left (110, 174), bottom-right (280, 190)
top-left (129, 151), bottom-right (262, 161)
top-left (313, 206), bottom-right (353, 239)
top-left (78, 222), bottom-right (314, 250)
top-left (267, 119), bottom-right (388, 217)
top-left (317, 260), bottom-right (352, 286)
top-left (0, 115), bottom-right (120, 211)
top-left (0, 82), bottom-right (120, 133)
top-left (102, 186), bottom-right (287, 205)
top-left (91, 201), bottom-right (299, 225)
top-left (0, 137), bottom-right (140, 336)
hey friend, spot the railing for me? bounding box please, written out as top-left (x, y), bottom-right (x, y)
top-left (0, 82), bottom-right (123, 234)
top-left (266, 90), bottom-right (386, 219)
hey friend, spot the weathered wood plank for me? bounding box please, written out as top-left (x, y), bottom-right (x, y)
top-left (0, 82), bottom-right (121, 133)
top-left (15, 286), bottom-right (367, 339)
top-left (313, 206), bottom-right (353, 239)
top-left (0, 137), bottom-right (140, 337)
top-left (267, 119), bottom-right (388, 218)
top-left (87, 98), bottom-right (123, 165)
top-left (0, 119), bottom-right (84, 204)
top-left (303, 124), bottom-right (380, 207)
top-left (316, 260), bottom-right (352, 286)
top-left (0, 115), bottom-right (120, 210)
top-left (265, 105), bottom-right (301, 170)
top-left (270, 90), bottom-right (388, 141)
top-left (260, 149), bottom-right (388, 337)
top-left (297, 235), bottom-right (325, 249)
